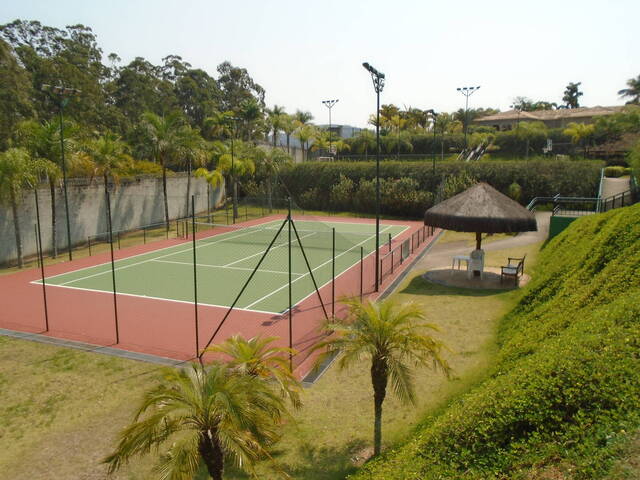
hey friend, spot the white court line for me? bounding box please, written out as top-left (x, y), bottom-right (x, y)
top-left (243, 225), bottom-right (394, 309)
top-left (38, 219), bottom-right (283, 283)
top-left (56, 224), bottom-right (280, 286)
top-left (32, 283), bottom-right (282, 315)
top-left (223, 231), bottom-right (316, 267)
top-left (153, 259), bottom-right (303, 276)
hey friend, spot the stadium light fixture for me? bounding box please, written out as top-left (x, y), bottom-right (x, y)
top-left (362, 62), bottom-right (385, 292)
top-left (322, 99), bottom-right (339, 156)
top-left (456, 85), bottom-right (481, 149)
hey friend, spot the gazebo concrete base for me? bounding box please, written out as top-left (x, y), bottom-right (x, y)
top-left (422, 267), bottom-right (530, 290)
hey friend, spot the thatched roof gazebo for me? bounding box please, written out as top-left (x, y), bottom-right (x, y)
top-left (424, 182), bottom-right (537, 250)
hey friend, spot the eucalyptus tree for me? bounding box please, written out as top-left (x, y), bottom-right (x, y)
top-left (139, 111), bottom-right (199, 229)
top-left (314, 298), bottom-right (450, 456)
top-left (0, 148), bottom-right (46, 267)
top-left (82, 132), bottom-right (131, 193)
top-left (0, 38), bottom-right (34, 149)
top-left (618, 75), bottom-right (640, 105)
top-left (104, 363), bottom-right (289, 480)
top-left (14, 119), bottom-right (74, 258)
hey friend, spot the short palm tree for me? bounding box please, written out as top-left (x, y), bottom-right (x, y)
top-left (206, 335), bottom-right (302, 408)
top-left (618, 75), bottom-right (640, 104)
top-left (104, 363), bottom-right (288, 480)
top-left (0, 148), bottom-right (44, 267)
top-left (294, 110), bottom-right (313, 125)
top-left (253, 148), bottom-right (291, 211)
top-left (294, 124), bottom-right (315, 161)
top-left (215, 140), bottom-right (256, 219)
top-left (315, 298), bottom-right (450, 456)
top-left (564, 122), bottom-right (596, 158)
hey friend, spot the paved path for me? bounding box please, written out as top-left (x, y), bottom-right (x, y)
top-left (601, 177), bottom-right (631, 199)
top-left (414, 211), bottom-right (550, 271)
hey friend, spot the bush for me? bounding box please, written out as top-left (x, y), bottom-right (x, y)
top-left (277, 160), bottom-right (603, 218)
top-left (604, 166), bottom-right (627, 177)
top-left (350, 204), bottom-right (640, 479)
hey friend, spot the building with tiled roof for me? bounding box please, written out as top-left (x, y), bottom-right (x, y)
top-left (474, 105), bottom-right (625, 130)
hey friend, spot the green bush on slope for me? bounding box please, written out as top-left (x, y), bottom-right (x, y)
top-left (351, 204), bottom-right (640, 479)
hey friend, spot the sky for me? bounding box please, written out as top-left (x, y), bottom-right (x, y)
top-left (1, 0), bottom-right (638, 128)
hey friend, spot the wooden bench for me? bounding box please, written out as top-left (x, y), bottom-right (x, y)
top-left (501, 255), bottom-right (526, 285)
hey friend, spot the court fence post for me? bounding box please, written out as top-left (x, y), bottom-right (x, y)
top-left (88, 236), bottom-right (92, 256)
top-left (332, 228), bottom-right (335, 318)
top-left (388, 233), bottom-right (392, 252)
top-left (288, 197), bottom-right (293, 371)
top-left (105, 190), bottom-right (119, 344)
top-left (192, 195), bottom-right (199, 357)
top-left (360, 246), bottom-right (364, 301)
top-left (34, 187), bottom-right (49, 331)
top-left (143, 226), bottom-right (146, 244)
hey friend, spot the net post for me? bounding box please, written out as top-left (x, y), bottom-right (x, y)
top-left (332, 228), bottom-right (336, 318)
top-left (288, 197), bottom-right (293, 371)
top-left (192, 195), bottom-right (199, 357)
top-left (105, 190), bottom-right (119, 344)
top-left (143, 226), bottom-right (146, 244)
top-left (34, 187), bottom-right (49, 332)
top-left (388, 233), bottom-right (392, 252)
top-left (360, 246), bottom-right (364, 301)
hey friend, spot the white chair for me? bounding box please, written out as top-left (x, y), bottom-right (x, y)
top-left (467, 249), bottom-right (484, 279)
top-left (451, 254), bottom-right (471, 274)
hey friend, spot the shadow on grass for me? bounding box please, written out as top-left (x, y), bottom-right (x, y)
top-left (400, 274), bottom-right (508, 298)
top-left (224, 440), bottom-right (368, 480)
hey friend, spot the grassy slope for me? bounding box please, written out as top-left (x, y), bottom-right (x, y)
top-left (352, 204), bottom-right (640, 479)
top-left (0, 233), bottom-right (540, 479)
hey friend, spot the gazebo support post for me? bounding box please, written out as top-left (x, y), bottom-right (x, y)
top-left (475, 232), bottom-right (482, 250)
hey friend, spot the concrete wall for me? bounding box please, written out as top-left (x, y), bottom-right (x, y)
top-left (0, 173), bottom-right (225, 265)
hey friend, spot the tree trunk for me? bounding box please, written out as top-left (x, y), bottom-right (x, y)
top-left (199, 430), bottom-right (224, 480)
top-left (371, 356), bottom-right (388, 456)
top-left (286, 134), bottom-right (290, 154)
top-left (162, 162), bottom-right (170, 232)
top-left (49, 179), bottom-right (57, 258)
top-left (10, 188), bottom-right (24, 268)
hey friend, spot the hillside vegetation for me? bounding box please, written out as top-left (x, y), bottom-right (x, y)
top-left (351, 204), bottom-right (640, 479)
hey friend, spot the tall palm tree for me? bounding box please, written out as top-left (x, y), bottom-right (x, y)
top-left (203, 110), bottom-right (235, 140)
top-left (139, 111), bottom-right (192, 230)
top-left (315, 298), bottom-right (450, 456)
top-left (104, 363), bottom-right (288, 480)
top-left (14, 119), bottom-right (71, 258)
top-left (294, 124), bottom-right (315, 161)
top-left (0, 148), bottom-right (43, 267)
top-left (294, 110), bottom-right (313, 125)
top-left (174, 126), bottom-right (208, 217)
top-left (266, 105), bottom-right (286, 147)
top-left (237, 98), bottom-right (264, 142)
top-left (82, 132), bottom-right (131, 194)
top-left (253, 147), bottom-right (291, 211)
top-left (207, 335), bottom-right (302, 408)
top-left (280, 114), bottom-right (297, 154)
top-left (354, 129), bottom-right (376, 160)
top-left (618, 75), bottom-right (640, 104)
top-left (215, 140), bottom-right (256, 218)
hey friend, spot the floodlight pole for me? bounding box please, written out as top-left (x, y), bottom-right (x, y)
top-left (456, 86), bottom-right (480, 149)
top-left (322, 99), bottom-right (339, 157)
top-left (363, 62), bottom-right (385, 292)
top-left (42, 84), bottom-right (80, 261)
top-left (427, 109), bottom-right (438, 176)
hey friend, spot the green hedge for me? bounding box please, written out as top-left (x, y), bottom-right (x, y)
top-left (277, 160), bottom-right (602, 218)
top-left (604, 166), bottom-right (631, 177)
top-left (350, 204), bottom-right (640, 479)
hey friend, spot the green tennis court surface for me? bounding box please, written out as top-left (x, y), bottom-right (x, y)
top-left (38, 219), bottom-right (408, 314)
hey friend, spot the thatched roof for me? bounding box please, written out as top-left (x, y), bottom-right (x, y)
top-left (424, 183), bottom-right (537, 234)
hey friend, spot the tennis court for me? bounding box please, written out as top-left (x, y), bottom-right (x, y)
top-left (36, 218), bottom-right (408, 314)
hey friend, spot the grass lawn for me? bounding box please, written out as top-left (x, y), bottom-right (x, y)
top-left (0, 232), bottom-right (541, 479)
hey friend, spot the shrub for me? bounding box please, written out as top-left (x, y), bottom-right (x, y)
top-left (350, 204), bottom-right (640, 479)
top-left (604, 166), bottom-right (626, 177)
top-left (507, 182), bottom-right (522, 201)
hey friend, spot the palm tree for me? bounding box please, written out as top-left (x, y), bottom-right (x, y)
top-left (294, 124), bottom-right (315, 162)
top-left (139, 111), bottom-right (192, 230)
top-left (104, 363), bottom-right (288, 480)
top-left (354, 129), bottom-right (376, 160)
top-left (253, 148), bottom-right (292, 211)
top-left (310, 129), bottom-right (330, 155)
top-left (203, 110), bottom-right (235, 140)
top-left (195, 166), bottom-right (224, 218)
top-left (0, 148), bottom-right (42, 267)
top-left (294, 110), bottom-right (313, 125)
top-left (618, 75), bottom-right (640, 104)
top-left (315, 298), bottom-right (450, 456)
top-left (173, 126), bottom-right (208, 217)
top-left (207, 335), bottom-right (302, 408)
top-left (215, 140), bottom-right (256, 218)
top-left (266, 105), bottom-right (285, 147)
top-left (280, 114), bottom-right (297, 154)
top-left (82, 132), bottom-right (131, 194)
top-left (14, 119), bottom-right (71, 258)
top-left (564, 122), bottom-right (596, 158)
top-left (237, 98), bottom-right (264, 142)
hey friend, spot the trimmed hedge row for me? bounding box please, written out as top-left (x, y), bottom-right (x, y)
top-left (277, 160), bottom-right (603, 218)
top-left (350, 204), bottom-right (640, 479)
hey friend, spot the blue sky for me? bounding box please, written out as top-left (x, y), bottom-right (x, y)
top-left (1, 0), bottom-right (637, 127)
